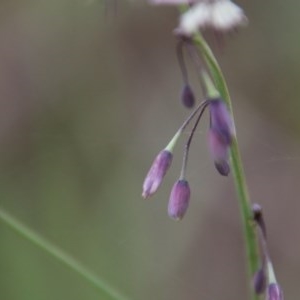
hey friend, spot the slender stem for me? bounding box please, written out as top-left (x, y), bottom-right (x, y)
top-left (179, 99), bottom-right (208, 132)
top-left (165, 99), bottom-right (208, 153)
top-left (180, 102), bottom-right (209, 179)
top-left (185, 43), bottom-right (213, 97)
top-left (0, 207), bottom-right (130, 300)
top-left (192, 33), bottom-right (260, 300)
top-left (176, 40), bottom-right (189, 84)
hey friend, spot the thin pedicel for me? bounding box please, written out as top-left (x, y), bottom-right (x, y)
top-left (176, 40), bottom-right (196, 108)
top-left (167, 100), bottom-right (209, 220)
top-left (176, 40), bottom-right (189, 85)
top-left (180, 100), bottom-right (209, 179)
top-left (142, 99), bottom-right (209, 199)
top-left (143, 66), bottom-right (235, 209)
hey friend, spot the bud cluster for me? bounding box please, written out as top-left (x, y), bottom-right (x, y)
top-left (252, 204), bottom-right (284, 300)
top-left (142, 39), bottom-right (235, 219)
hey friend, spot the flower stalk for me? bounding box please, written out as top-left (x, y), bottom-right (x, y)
top-left (192, 31), bottom-right (260, 299)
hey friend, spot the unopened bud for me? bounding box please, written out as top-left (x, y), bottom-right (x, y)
top-left (266, 283), bottom-right (284, 300)
top-left (142, 150), bottom-right (173, 198)
top-left (168, 179), bottom-right (190, 220)
top-left (207, 99), bottom-right (234, 176)
top-left (208, 128), bottom-right (230, 176)
top-left (209, 99), bottom-right (234, 144)
top-left (253, 268), bottom-right (266, 295)
top-left (215, 160), bottom-right (230, 176)
top-left (181, 84), bottom-right (195, 108)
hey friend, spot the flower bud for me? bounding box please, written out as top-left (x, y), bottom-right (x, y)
top-left (142, 150), bottom-right (173, 199)
top-left (209, 99), bottom-right (234, 145)
top-left (207, 99), bottom-right (234, 176)
top-left (253, 268), bottom-right (266, 295)
top-left (214, 160), bottom-right (230, 176)
top-left (168, 179), bottom-right (190, 220)
top-left (266, 283), bottom-right (284, 300)
top-left (181, 84), bottom-right (195, 108)
top-left (208, 128), bottom-right (230, 176)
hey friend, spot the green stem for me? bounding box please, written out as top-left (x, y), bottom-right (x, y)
top-left (0, 207), bottom-right (130, 300)
top-left (193, 33), bottom-right (259, 300)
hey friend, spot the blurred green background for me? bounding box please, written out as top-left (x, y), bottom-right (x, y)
top-left (0, 0), bottom-right (298, 299)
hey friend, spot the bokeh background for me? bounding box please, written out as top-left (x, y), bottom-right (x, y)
top-left (0, 0), bottom-right (298, 299)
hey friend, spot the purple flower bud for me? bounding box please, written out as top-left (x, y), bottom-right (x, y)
top-left (207, 99), bottom-right (234, 176)
top-left (168, 179), bottom-right (190, 220)
top-left (266, 283), bottom-right (284, 300)
top-left (208, 128), bottom-right (230, 176)
top-left (181, 84), bottom-right (195, 108)
top-left (253, 268), bottom-right (267, 295)
top-left (209, 99), bottom-right (234, 145)
top-left (142, 150), bottom-right (173, 199)
top-left (214, 160), bottom-right (230, 176)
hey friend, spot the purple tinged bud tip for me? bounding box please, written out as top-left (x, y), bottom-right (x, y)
top-left (253, 268), bottom-right (267, 295)
top-left (214, 160), bottom-right (230, 176)
top-left (252, 203), bottom-right (267, 238)
top-left (208, 128), bottom-right (230, 176)
top-left (266, 283), bottom-right (284, 300)
top-left (252, 203), bottom-right (263, 216)
top-left (142, 150), bottom-right (173, 199)
top-left (168, 179), bottom-right (191, 220)
top-left (181, 84), bottom-right (195, 108)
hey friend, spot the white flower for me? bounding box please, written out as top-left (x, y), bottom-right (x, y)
top-left (211, 0), bottom-right (247, 31)
top-left (178, 0), bottom-right (247, 35)
top-left (179, 2), bottom-right (211, 33)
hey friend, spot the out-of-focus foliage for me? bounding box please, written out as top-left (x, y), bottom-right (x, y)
top-left (0, 0), bottom-right (299, 299)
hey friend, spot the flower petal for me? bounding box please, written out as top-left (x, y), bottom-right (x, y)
top-left (178, 2), bottom-right (211, 35)
top-left (211, 0), bottom-right (248, 31)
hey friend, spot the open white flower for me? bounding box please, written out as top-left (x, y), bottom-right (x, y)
top-left (178, 1), bottom-right (211, 33)
top-left (149, 0), bottom-right (247, 36)
top-left (148, 0), bottom-right (247, 35)
top-left (178, 0), bottom-right (247, 35)
top-left (211, 0), bottom-right (247, 31)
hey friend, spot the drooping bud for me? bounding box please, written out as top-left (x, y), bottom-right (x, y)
top-left (207, 99), bottom-right (234, 176)
top-left (168, 179), bottom-right (190, 220)
top-left (209, 99), bottom-right (234, 144)
top-left (208, 127), bottom-right (230, 176)
top-left (266, 283), bottom-right (284, 300)
top-left (181, 84), bottom-right (195, 108)
top-left (142, 150), bottom-right (173, 198)
top-left (253, 268), bottom-right (267, 295)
